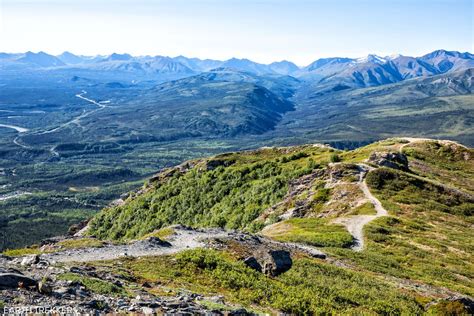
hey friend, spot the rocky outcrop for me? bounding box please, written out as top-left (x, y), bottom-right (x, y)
top-left (261, 250), bottom-right (292, 276)
top-left (243, 257), bottom-right (262, 272)
top-left (68, 219), bottom-right (90, 236)
top-left (149, 161), bottom-right (199, 183)
top-left (0, 273), bottom-right (37, 289)
top-left (368, 151), bottom-right (409, 171)
top-left (243, 250), bottom-right (292, 276)
top-left (259, 168), bottom-right (326, 222)
top-left (0, 253), bottom-right (253, 315)
top-left (20, 254), bottom-right (40, 266)
top-left (204, 158), bottom-right (236, 171)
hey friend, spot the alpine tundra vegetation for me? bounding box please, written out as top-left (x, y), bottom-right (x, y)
top-left (2, 138), bottom-right (472, 314)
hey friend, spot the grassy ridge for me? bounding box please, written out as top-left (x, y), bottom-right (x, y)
top-left (89, 146), bottom-right (336, 240)
top-left (329, 167), bottom-right (474, 296)
top-left (88, 138), bottom-right (474, 299)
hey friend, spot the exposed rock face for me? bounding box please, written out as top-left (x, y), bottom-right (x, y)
top-left (0, 257), bottom-right (252, 315)
top-left (368, 152), bottom-right (409, 171)
top-left (150, 161), bottom-right (199, 183)
top-left (243, 257), bottom-right (262, 272)
top-left (68, 219), bottom-right (90, 236)
top-left (0, 227), bottom-right (323, 314)
top-left (20, 254), bottom-right (40, 266)
top-left (452, 297), bottom-right (474, 314)
top-left (261, 250), bottom-right (293, 276)
top-left (134, 237), bottom-right (172, 248)
top-left (204, 158), bottom-right (236, 171)
top-left (0, 273), bottom-right (37, 289)
top-left (243, 250), bottom-right (292, 276)
top-left (259, 168), bottom-right (326, 222)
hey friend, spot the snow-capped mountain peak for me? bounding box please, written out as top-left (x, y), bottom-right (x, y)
top-left (354, 54), bottom-right (387, 64)
top-left (385, 53), bottom-right (402, 60)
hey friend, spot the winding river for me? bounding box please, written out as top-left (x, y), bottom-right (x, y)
top-left (0, 123), bottom-right (29, 133)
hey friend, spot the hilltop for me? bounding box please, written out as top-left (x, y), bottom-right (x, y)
top-left (2, 138), bottom-right (473, 314)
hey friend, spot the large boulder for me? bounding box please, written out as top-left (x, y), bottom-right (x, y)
top-left (261, 250), bottom-right (293, 276)
top-left (0, 273), bottom-right (37, 289)
top-left (243, 257), bottom-right (262, 272)
top-left (243, 250), bottom-right (292, 276)
top-left (21, 254), bottom-right (40, 266)
top-left (368, 152), bottom-right (409, 171)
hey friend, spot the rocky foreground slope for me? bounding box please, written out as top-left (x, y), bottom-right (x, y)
top-left (1, 138), bottom-right (473, 314)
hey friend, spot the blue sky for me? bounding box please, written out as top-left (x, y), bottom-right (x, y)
top-left (0, 0), bottom-right (472, 65)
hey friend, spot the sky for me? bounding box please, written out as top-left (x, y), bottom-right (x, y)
top-left (0, 0), bottom-right (472, 65)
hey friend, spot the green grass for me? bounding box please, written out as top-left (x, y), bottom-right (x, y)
top-left (140, 227), bottom-right (175, 240)
top-left (262, 218), bottom-right (353, 248)
top-left (2, 246), bottom-right (41, 257)
top-left (57, 272), bottom-right (127, 296)
top-left (86, 139), bottom-right (473, 300)
top-left (2, 238), bottom-right (104, 256)
top-left (55, 238), bottom-right (105, 250)
top-left (402, 140), bottom-right (474, 194)
top-left (366, 167), bottom-right (473, 216)
top-left (327, 167), bottom-right (474, 296)
top-left (349, 202), bottom-right (377, 215)
top-left (91, 248), bottom-right (424, 315)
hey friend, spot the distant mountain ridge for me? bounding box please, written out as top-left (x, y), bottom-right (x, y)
top-left (1, 49), bottom-right (473, 93)
top-left (299, 50), bottom-right (474, 91)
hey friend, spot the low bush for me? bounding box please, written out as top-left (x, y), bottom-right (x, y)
top-left (121, 249), bottom-right (423, 314)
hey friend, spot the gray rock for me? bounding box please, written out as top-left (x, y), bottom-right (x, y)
top-left (54, 286), bottom-right (69, 296)
top-left (21, 254), bottom-right (40, 266)
top-left (38, 281), bottom-right (52, 294)
top-left (69, 266), bottom-right (83, 274)
top-left (243, 257), bottom-right (262, 272)
top-left (35, 260), bottom-right (50, 269)
top-left (368, 152), bottom-right (409, 171)
top-left (136, 237), bottom-right (172, 248)
top-left (0, 254), bottom-right (12, 261)
top-left (142, 306), bottom-right (155, 314)
top-left (205, 158), bottom-right (235, 171)
top-left (207, 295), bottom-right (224, 304)
top-left (447, 296), bottom-right (474, 314)
top-left (261, 250), bottom-right (292, 277)
top-left (230, 308), bottom-right (251, 315)
top-left (83, 300), bottom-right (109, 311)
top-left (0, 273), bottom-right (37, 289)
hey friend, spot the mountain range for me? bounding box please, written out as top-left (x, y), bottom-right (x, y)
top-left (1, 49), bottom-right (473, 87)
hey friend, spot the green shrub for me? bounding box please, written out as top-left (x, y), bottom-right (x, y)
top-left (123, 249), bottom-right (423, 315)
top-left (57, 273), bottom-right (126, 296)
top-left (89, 147), bottom-right (333, 241)
top-left (329, 153), bottom-right (341, 163)
top-left (427, 300), bottom-right (469, 316)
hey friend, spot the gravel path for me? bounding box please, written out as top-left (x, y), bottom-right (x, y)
top-left (43, 228), bottom-right (232, 263)
top-left (333, 164), bottom-right (388, 251)
top-left (40, 226), bottom-right (327, 263)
